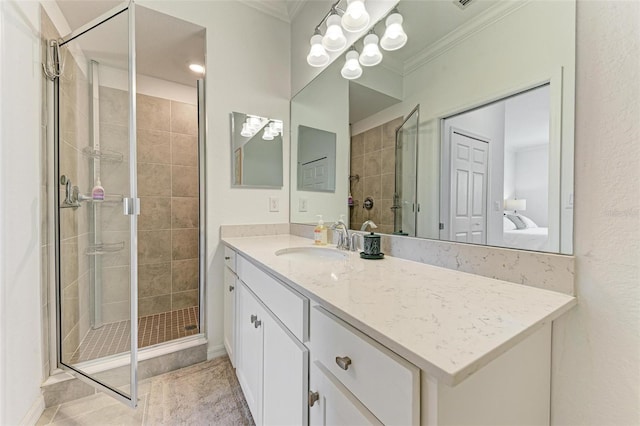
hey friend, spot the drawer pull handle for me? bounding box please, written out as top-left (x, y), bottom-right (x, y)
top-left (224, 256), bottom-right (231, 260)
top-left (250, 314), bottom-right (257, 323)
top-left (309, 391), bottom-right (320, 407)
top-left (229, 285), bottom-right (235, 292)
top-left (254, 319), bottom-right (262, 328)
top-left (335, 356), bottom-right (352, 370)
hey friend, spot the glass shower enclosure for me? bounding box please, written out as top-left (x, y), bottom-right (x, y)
top-left (393, 106), bottom-right (419, 236)
top-left (55, 3), bottom-right (139, 407)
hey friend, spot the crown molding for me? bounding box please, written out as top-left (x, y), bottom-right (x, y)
top-left (404, 0), bottom-right (532, 75)
top-left (237, 0), bottom-right (291, 23)
top-left (286, 0), bottom-right (308, 22)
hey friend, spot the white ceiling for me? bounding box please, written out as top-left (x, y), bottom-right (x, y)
top-left (349, 81), bottom-right (401, 123)
top-left (56, 1), bottom-right (206, 87)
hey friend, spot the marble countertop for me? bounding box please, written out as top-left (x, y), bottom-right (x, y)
top-left (223, 234), bottom-right (576, 386)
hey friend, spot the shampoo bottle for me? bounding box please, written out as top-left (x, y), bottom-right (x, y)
top-left (92, 179), bottom-right (105, 202)
top-left (314, 215), bottom-right (327, 246)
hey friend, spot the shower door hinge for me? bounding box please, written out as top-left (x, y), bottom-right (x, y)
top-left (123, 197), bottom-right (140, 215)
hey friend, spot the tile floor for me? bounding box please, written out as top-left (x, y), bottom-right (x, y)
top-left (37, 356), bottom-right (254, 425)
top-left (69, 307), bottom-right (200, 363)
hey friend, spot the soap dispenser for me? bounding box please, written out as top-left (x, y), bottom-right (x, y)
top-left (314, 215), bottom-right (328, 246)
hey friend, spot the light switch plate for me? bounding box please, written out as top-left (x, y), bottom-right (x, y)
top-left (269, 197), bottom-right (280, 212)
top-left (299, 198), bottom-right (308, 212)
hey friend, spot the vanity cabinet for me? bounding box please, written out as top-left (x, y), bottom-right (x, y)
top-left (234, 256), bottom-right (309, 426)
top-left (309, 360), bottom-right (383, 426)
top-left (223, 246), bottom-right (239, 366)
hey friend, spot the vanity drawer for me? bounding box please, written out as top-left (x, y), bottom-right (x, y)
top-left (237, 255), bottom-right (309, 342)
top-left (224, 246), bottom-right (236, 272)
top-left (311, 306), bottom-right (420, 425)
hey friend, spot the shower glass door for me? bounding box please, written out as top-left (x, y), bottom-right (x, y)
top-left (394, 106), bottom-right (419, 236)
top-left (56, 3), bottom-right (138, 407)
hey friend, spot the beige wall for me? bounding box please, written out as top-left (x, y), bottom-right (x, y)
top-left (349, 117), bottom-right (402, 234)
top-left (551, 1), bottom-right (640, 424)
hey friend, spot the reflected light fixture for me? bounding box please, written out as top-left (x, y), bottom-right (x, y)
top-left (262, 127), bottom-right (274, 141)
top-left (341, 49), bottom-right (363, 80)
top-left (240, 123), bottom-right (253, 138)
top-left (307, 32), bottom-right (330, 67)
top-left (380, 10), bottom-right (408, 51)
top-left (322, 13), bottom-right (347, 52)
top-left (359, 33), bottom-right (382, 66)
top-left (341, 0), bottom-right (370, 33)
top-left (188, 63), bottom-right (205, 74)
top-left (247, 116), bottom-right (262, 131)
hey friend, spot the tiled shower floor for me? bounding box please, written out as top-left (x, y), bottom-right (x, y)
top-left (69, 306), bottom-right (199, 363)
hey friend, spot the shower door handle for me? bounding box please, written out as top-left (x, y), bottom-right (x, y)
top-left (123, 197), bottom-right (140, 215)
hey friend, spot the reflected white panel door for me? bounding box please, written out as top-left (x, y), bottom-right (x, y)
top-left (450, 131), bottom-right (488, 244)
top-left (301, 158), bottom-right (329, 190)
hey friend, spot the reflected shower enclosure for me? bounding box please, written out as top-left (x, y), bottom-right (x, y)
top-left (52, 3), bottom-right (206, 404)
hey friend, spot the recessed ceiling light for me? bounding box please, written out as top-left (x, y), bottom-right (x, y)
top-left (188, 63), bottom-right (205, 74)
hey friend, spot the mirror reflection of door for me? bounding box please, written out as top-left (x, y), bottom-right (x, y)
top-left (449, 131), bottom-right (489, 244)
top-left (440, 84), bottom-right (551, 251)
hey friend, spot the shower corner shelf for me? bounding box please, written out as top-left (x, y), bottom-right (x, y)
top-left (82, 147), bottom-right (124, 162)
top-left (86, 241), bottom-right (125, 256)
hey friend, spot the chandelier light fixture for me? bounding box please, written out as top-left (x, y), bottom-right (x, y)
top-left (305, 1), bottom-right (407, 81)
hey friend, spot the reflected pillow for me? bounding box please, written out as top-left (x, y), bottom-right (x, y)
top-left (503, 216), bottom-right (517, 231)
top-left (505, 213), bottom-right (527, 230)
top-left (519, 214), bottom-right (538, 228)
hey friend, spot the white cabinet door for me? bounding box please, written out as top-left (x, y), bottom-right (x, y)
top-left (236, 282), bottom-right (264, 424)
top-left (223, 267), bottom-right (237, 367)
top-left (263, 310), bottom-right (308, 426)
top-left (309, 361), bottom-right (383, 426)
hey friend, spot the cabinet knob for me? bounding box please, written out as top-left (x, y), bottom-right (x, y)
top-left (335, 356), bottom-right (352, 370)
top-left (229, 285), bottom-right (235, 292)
top-left (254, 319), bottom-right (262, 328)
top-left (308, 391), bottom-right (320, 407)
top-left (250, 314), bottom-right (257, 323)
top-left (224, 256), bottom-right (231, 260)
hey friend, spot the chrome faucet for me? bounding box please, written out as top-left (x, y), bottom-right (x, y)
top-left (361, 220), bottom-right (378, 232)
top-left (331, 217), bottom-right (352, 251)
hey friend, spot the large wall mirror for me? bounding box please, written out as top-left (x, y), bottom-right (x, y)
top-left (290, 0), bottom-right (575, 254)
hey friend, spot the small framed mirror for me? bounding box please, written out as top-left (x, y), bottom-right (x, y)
top-left (230, 112), bottom-right (284, 188)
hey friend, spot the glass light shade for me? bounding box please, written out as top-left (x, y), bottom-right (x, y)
top-left (322, 15), bottom-right (347, 52)
top-left (262, 127), bottom-right (274, 141)
top-left (240, 123), bottom-right (252, 138)
top-left (341, 0), bottom-right (370, 33)
top-left (380, 13), bottom-right (408, 51)
top-left (247, 116), bottom-right (261, 131)
top-left (359, 33), bottom-right (383, 66)
top-left (341, 50), bottom-right (363, 80)
top-left (307, 34), bottom-right (330, 67)
top-left (271, 120), bottom-right (283, 134)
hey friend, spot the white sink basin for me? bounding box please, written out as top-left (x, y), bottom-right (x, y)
top-left (275, 247), bottom-right (349, 262)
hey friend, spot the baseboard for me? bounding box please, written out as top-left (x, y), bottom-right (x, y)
top-left (207, 344), bottom-right (227, 360)
top-left (20, 394), bottom-right (45, 426)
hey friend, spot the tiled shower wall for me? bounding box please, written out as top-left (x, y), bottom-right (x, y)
top-left (349, 117), bottom-right (402, 234)
top-left (98, 88), bottom-right (200, 319)
top-left (136, 94), bottom-right (199, 316)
